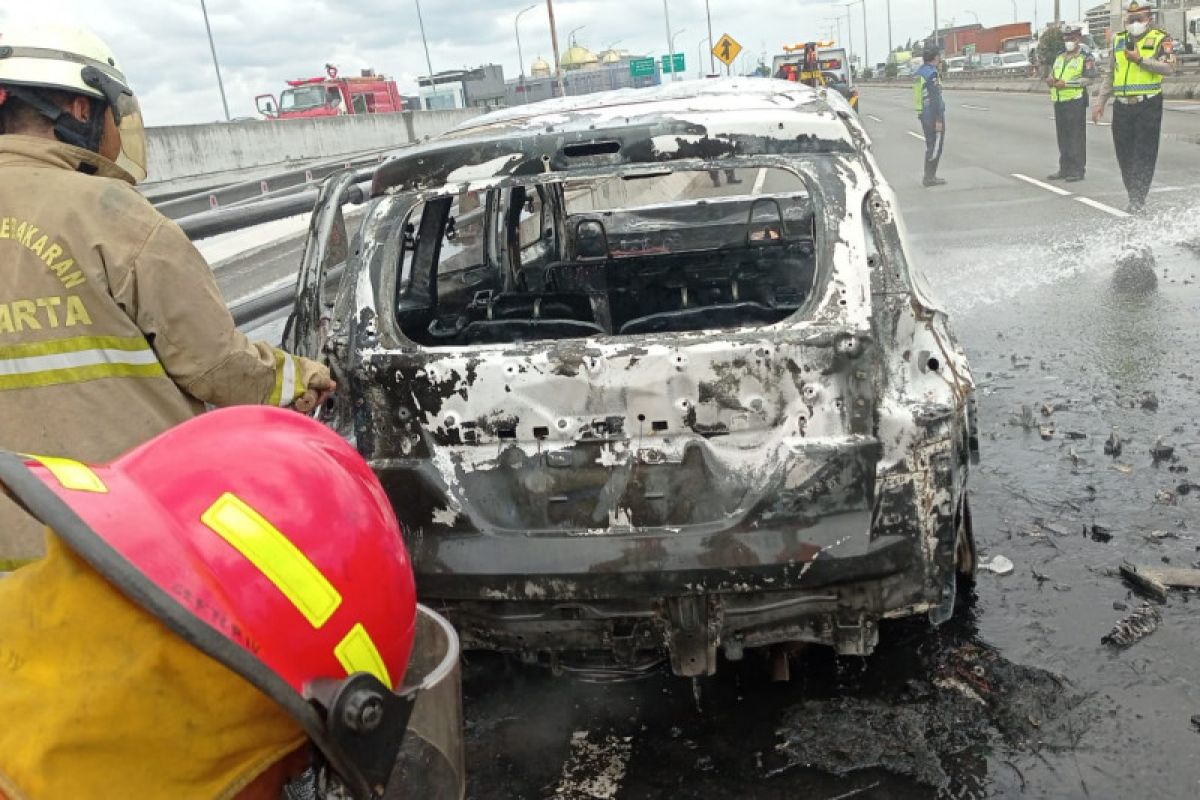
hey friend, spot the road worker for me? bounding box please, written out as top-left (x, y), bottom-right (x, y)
top-left (1091, 0), bottom-right (1176, 213)
top-left (0, 24), bottom-right (334, 567)
top-left (1045, 25), bottom-right (1096, 182)
top-left (0, 406), bottom-right (428, 799)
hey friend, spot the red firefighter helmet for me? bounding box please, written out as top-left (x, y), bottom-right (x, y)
top-left (0, 407), bottom-right (418, 799)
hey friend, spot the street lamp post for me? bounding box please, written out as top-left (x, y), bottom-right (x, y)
top-left (414, 0), bottom-right (437, 109)
top-left (515, 4), bottom-right (537, 79)
top-left (198, 0), bottom-right (230, 121)
top-left (1010, 0), bottom-right (1018, 21)
top-left (696, 35), bottom-right (711, 78)
top-left (860, 0), bottom-right (869, 74)
top-left (842, 2), bottom-right (856, 75)
top-left (567, 24), bottom-right (587, 47)
top-left (887, 0), bottom-right (894, 61)
top-left (964, 9), bottom-right (980, 24)
top-left (545, 0), bottom-right (565, 96)
top-left (669, 27), bottom-right (686, 80)
top-left (662, 0), bottom-right (677, 81)
top-left (933, 0), bottom-right (940, 52)
top-left (705, 0), bottom-right (716, 74)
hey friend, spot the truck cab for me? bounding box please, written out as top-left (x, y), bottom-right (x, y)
top-left (257, 65), bottom-right (404, 120)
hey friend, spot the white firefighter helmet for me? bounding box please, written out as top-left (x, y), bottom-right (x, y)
top-left (0, 24), bottom-right (147, 182)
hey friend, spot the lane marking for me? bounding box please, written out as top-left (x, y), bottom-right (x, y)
top-left (1074, 196), bottom-right (1130, 218)
top-left (961, 103), bottom-right (990, 110)
top-left (867, 114), bottom-right (884, 122)
top-left (752, 168), bottom-right (768, 195)
top-left (1011, 172), bottom-right (1074, 196)
top-left (907, 131), bottom-right (926, 141)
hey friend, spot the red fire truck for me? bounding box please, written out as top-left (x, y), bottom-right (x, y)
top-left (256, 64), bottom-right (404, 119)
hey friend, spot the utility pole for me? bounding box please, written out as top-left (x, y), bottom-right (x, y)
top-left (860, 0), bottom-right (869, 73)
top-left (705, 0), bottom-right (716, 74)
top-left (1054, 0), bottom-right (1061, 23)
top-left (199, 0), bottom-right (230, 121)
top-left (887, 0), bottom-right (894, 60)
top-left (414, 0), bottom-right (436, 108)
top-left (933, 0), bottom-right (940, 50)
top-left (662, 0), bottom-right (675, 81)
top-left (515, 4), bottom-right (537, 105)
top-left (546, 0), bottom-right (565, 96)
top-left (843, 3), bottom-right (856, 73)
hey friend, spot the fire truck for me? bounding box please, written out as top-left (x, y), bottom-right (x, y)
top-left (772, 42), bottom-right (860, 113)
top-left (255, 64), bottom-right (404, 120)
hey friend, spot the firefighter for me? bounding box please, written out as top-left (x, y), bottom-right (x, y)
top-left (0, 406), bottom-right (424, 799)
top-left (1045, 25), bottom-right (1096, 182)
top-left (0, 24), bottom-right (334, 567)
top-left (1091, 1), bottom-right (1176, 213)
top-left (913, 46), bottom-right (947, 187)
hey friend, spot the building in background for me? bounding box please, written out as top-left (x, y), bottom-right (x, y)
top-left (418, 64), bottom-right (506, 110)
top-left (924, 22), bottom-right (1034, 56)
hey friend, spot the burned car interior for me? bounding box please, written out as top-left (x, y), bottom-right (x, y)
top-left (395, 169), bottom-right (818, 346)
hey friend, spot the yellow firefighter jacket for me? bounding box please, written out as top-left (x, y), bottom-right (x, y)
top-left (0, 533), bottom-right (307, 799)
top-left (0, 136), bottom-right (329, 565)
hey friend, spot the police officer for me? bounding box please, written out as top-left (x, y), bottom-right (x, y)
top-left (1091, 0), bottom-right (1176, 213)
top-left (0, 24), bottom-right (334, 565)
top-left (913, 46), bottom-right (947, 187)
top-left (1045, 25), bottom-right (1096, 182)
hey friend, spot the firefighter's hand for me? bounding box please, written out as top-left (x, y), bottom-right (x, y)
top-left (292, 375), bottom-right (336, 414)
top-left (1054, 79), bottom-right (1068, 89)
top-left (1091, 103), bottom-right (1105, 123)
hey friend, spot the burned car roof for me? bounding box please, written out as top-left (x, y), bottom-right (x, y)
top-left (371, 79), bottom-right (863, 197)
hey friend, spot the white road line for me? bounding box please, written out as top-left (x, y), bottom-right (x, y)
top-left (551, 731), bottom-right (631, 800)
top-left (907, 131), bottom-right (926, 141)
top-left (752, 168), bottom-right (768, 195)
top-left (867, 114), bottom-right (884, 122)
top-left (1074, 196), bottom-right (1131, 217)
top-left (961, 103), bottom-right (990, 110)
top-left (1011, 172), bottom-right (1074, 196)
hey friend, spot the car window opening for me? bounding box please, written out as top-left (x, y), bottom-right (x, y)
top-left (395, 167), bottom-right (819, 346)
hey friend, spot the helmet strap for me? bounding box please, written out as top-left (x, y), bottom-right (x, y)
top-left (6, 86), bottom-right (107, 155)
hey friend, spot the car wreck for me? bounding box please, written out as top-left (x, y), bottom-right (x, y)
top-left (285, 78), bottom-right (980, 678)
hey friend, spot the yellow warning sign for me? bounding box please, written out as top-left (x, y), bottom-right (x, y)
top-left (712, 33), bottom-right (743, 67)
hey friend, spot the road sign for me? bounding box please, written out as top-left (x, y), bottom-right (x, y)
top-left (630, 57), bottom-right (657, 78)
top-left (713, 33), bottom-right (743, 66)
top-left (660, 53), bottom-right (686, 73)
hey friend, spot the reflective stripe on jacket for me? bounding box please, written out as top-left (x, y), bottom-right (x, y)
top-left (1112, 30), bottom-right (1166, 96)
top-left (0, 136), bottom-right (328, 563)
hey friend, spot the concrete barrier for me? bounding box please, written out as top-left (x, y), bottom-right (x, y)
top-left (145, 109), bottom-right (484, 185)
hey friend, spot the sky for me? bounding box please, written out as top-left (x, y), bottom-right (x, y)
top-left (0, 0), bottom-right (1077, 126)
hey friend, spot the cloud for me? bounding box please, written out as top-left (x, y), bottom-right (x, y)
top-left (2, 0), bottom-right (1048, 125)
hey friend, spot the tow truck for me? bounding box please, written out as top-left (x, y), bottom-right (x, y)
top-left (255, 64), bottom-right (405, 120)
top-left (772, 42), bottom-right (860, 113)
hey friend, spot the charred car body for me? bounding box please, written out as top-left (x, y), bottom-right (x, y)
top-left (286, 79), bottom-right (979, 677)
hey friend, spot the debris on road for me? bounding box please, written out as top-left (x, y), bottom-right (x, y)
top-left (1137, 391), bottom-right (1160, 412)
top-left (1119, 563), bottom-right (1200, 601)
top-left (1150, 438), bottom-right (1175, 462)
top-left (1039, 424), bottom-right (1055, 441)
top-left (982, 555), bottom-right (1015, 575)
top-left (1104, 429), bottom-right (1123, 457)
top-left (1191, 715), bottom-right (1200, 734)
top-left (1087, 525), bottom-right (1113, 543)
top-left (1102, 603), bottom-right (1161, 649)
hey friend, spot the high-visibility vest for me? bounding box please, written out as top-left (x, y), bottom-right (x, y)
top-left (1050, 51), bottom-right (1087, 102)
top-left (1112, 29), bottom-right (1166, 97)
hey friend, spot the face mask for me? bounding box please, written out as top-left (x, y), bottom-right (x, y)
top-left (1064, 41), bottom-right (1079, 51)
top-left (1127, 20), bottom-right (1148, 36)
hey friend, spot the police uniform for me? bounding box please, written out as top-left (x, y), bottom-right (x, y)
top-left (1095, 2), bottom-right (1176, 211)
top-left (1047, 44), bottom-right (1096, 180)
top-left (913, 59), bottom-right (946, 186)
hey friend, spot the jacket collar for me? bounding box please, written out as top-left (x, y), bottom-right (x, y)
top-left (0, 135), bottom-right (137, 185)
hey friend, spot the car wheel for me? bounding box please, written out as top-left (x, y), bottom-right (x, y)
top-left (955, 492), bottom-right (977, 581)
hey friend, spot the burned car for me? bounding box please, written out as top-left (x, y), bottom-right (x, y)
top-left (285, 79), bottom-right (979, 677)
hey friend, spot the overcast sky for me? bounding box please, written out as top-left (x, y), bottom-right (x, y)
top-left (1, 0), bottom-right (1070, 126)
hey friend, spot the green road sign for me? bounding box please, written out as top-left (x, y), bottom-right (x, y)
top-left (630, 57), bottom-right (657, 77)
top-left (660, 53), bottom-right (686, 73)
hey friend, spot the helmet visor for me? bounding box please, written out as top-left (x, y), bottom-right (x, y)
top-left (82, 65), bottom-right (147, 182)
